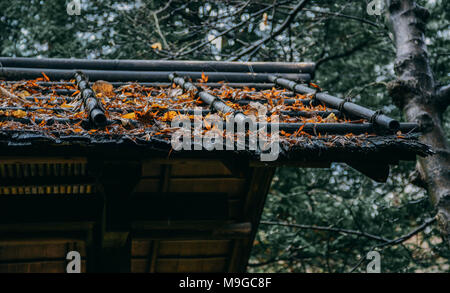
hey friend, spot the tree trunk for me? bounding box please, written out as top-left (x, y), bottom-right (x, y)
top-left (386, 0), bottom-right (450, 245)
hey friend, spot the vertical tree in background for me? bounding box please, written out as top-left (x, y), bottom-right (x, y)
top-left (386, 0), bottom-right (450, 245)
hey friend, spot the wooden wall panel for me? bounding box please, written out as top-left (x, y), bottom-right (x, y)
top-left (134, 179), bottom-right (160, 193)
top-left (156, 257), bottom-right (227, 272)
top-left (228, 199), bottom-right (242, 220)
top-left (131, 257), bottom-right (227, 273)
top-left (0, 260), bottom-right (87, 273)
top-left (131, 240), bottom-right (231, 258)
top-left (141, 164), bottom-right (161, 177)
top-left (170, 161), bottom-right (232, 177)
top-left (0, 238), bottom-right (88, 273)
top-left (0, 239), bottom-right (86, 261)
top-left (168, 178), bottom-right (246, 198)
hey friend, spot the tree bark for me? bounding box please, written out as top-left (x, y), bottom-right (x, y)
top-left (385, 0), bottom-right (450, 245)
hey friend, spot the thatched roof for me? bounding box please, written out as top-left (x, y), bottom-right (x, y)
top-left (0, 58), bottom-right (432, 168)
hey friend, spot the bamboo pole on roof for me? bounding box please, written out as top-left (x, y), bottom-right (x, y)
top-left (0, 67), bottom-right (311, 83)
top-left (264, 122), bottom-right (420, 134)
top-left (74, 71), bottom-right (107, 127)
top-left (0, 57), bottom-right (316, 75)
top-left (21, 95), bottom-right (313, 106)
top-left (0, 107), bottom-right (343, 122)
top-left (2, 81), bottom-right (283, 90)
top-left (169, 73), bottom-right (248, 125)
top-left (269, 75), bottom-right (401, 131)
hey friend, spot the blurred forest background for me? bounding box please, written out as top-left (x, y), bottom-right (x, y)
top-left (0, 0), bottom-right (449, 272)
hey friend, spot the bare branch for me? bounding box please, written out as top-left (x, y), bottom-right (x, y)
top-left (152, 12), bottom-right (169, 50)
top-left (172, 0), bottom-right (291, 58)
top-left (315, 39), bottom-right (374, 70)
top-left (154, 0), bottom-right (173, 15)
top-left (261, 217), bottom-right (436, 247)
top-left (376, 217), bottom-right (436, 247)
top-left (348, 217), bottom-right (436, 272)
top-left (346, 82), bottom-right (388, 99)
top-left (260, 220), bottom-right (390, 242)
top-left (256, 218), bottom-right (436, 270)
top-left (303, 8), bottom-right (380, 28)
top-left (228, 0), bottom-right (312, 61)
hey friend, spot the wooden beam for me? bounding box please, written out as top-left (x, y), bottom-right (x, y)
top-left (159, 165), bottom-right (171, 192)
top-left (233, 166), bottom-right (276, 272)
top-left (131, 221), bottom-right (252, 240)
top-left (148, 241), bottom-right (159, 273)
top-left (0, 157), bottom-right (87, 164)
top-left (89, 158), bottom-right (142, 272)
top-left (249, 160), bottom-right (331, 168)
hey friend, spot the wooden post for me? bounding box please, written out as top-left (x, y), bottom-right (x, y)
top-left (88, 158), bottom-right (142, 272)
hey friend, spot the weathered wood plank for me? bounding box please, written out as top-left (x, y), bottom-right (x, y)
top-left (228, 199), bottom-right (242, 220)
top-left (168, 178), bottom-right (246, 198)
top-left (0, 260), bottom-right (87, 273)
top-left (130, 192), bottom-right (228, 221)
top-left (229, 167), bottom-right (276, 272)
top-left (0, 157), bottom-right (87, 164)
top-left (131, 257), bottom-right (227, 273)
top-left (131, 221), bottom-right (251, 240)
top-left (171, 161), bottom-right (232, 177)
top-left (132, 240), bottom-right (231, 258)
top-left (0, 240), bottom-right (86, 261)
top-left (141, 164), bottom-right (161, 177)
top-left (134, 179), bottom-right (160, 193)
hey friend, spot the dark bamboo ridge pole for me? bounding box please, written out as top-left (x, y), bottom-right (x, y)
top-left (0, 105), bottom-right (340, 120)
top-left (21, 95), bottom-right (314, 106)
top-left (0, 106), bottom-right (210, 116)
top-left (213, 91), bottom-right (296, 97)
top-left (23, 88), bottom-right (298, 100)
top-left (36, 88), bottom-right (299, 98)
top-left (0, 57), bottom-right (316, 74)
top-left (1, 81), bottom-right (284, 90)
top-left (269, 122), bottom-right (420, 134)
top-left (23, 96), bottom-right (77, 102)
top-left (160, 109), bottom-right (339, 117)
top-left (234, 98), bottom-right (313, 105)
top-left (269, 75), bottom-right (401, 131)
top-left (74, 71), bottom-right (107, 127)
top-left (0, 116), bottom-right (137, 128)
top-left (0, 67), bottom-right (311, 83)
top-left (0, 114), bottom-right (420, 135)
top-left (276, 110), bottom-right (340, 117)
top-left (36, 89), bottom-right (166, 96)
top-left (169, 73), bottom-right (248, 124)
top-left (211, 91), bottom-right (296, 97)
top-left (0, 106), bottom-right (73, 112)
top-left (0, 116), bottom-right (82, 125)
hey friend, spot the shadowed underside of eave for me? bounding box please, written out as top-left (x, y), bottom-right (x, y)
top-left (0, 157), bottom-right (274, 272)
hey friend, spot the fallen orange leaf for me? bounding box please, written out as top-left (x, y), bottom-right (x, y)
top-left (121, 112), bottom-right (136, 119)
